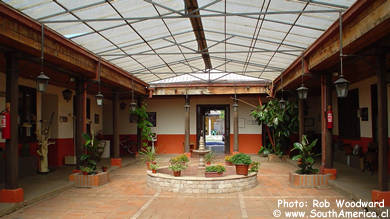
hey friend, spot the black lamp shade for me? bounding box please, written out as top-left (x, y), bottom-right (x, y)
top-left (36, 72), bottom-right (50, 92)
top-left (62, 89), bottom-right (72, 102)
top-left (130, 101), bottom-right (137, 112)
top-left (96, 92), bottom-right (104, 106)
top-left (296, 85), bottom-right (309, 100)
top-left (334, 75), bottom-right (350, 98)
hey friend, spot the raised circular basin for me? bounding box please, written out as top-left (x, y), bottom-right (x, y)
top-left (146, 165), bottom-right (258, 194)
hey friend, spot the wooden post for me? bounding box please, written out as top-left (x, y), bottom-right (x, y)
top-left (5, 53), bottom-right (19, 189)
top-left (112, 91), bottom-right (119, 158)
top-left (75, 79), bottom-right (87, 169)
top-left (233, 100), bottom-right (239, 152)
top-left (320, 73), bottom-right (337, 179)
top-left (136, 96), bottom-right (142, 151)
top-left (376, 53), bottom-right (388, 191)
top-left (298, 99), bottom-right (304, 142)
top-left (325, 73), bottom-right (333, 169)
top-left (184, 96), bottom-right (190, 153)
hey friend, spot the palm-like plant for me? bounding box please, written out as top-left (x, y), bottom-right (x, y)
top-left (291, 135), bottom-right (319, 174)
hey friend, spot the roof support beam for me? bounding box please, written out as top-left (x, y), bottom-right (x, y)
top-left (99, 50), bottom-right (303, 56)
top-left (184, 0), bottom-right (212, 70)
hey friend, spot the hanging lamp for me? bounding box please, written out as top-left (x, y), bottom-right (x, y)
top-left (297, 55), bottom-right (309, 100)
top-left (334, 11), bottom-right (350, 98)
top-left (36, 24), bottom-right (50, 92)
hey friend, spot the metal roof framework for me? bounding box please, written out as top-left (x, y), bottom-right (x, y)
top-left (3, 0), bottom-right (357, 85)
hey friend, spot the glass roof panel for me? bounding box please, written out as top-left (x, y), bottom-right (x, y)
top-left (3, 0), bottom-right (357, 83)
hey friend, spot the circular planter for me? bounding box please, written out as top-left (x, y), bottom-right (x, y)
top-left (173, 171), bottom-right (181, 177)
top-left (205, 172), bottom-right (223, 177)
top-left (235, 164), bottom-right (249, 175)
top-left (289, 172), bottom-right (331, 188)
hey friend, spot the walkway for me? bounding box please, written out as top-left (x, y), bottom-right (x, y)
top-left (2, 156), bottom-right (375, 219)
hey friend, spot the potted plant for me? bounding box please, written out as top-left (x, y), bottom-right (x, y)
top-left (81, 166), bottom-right (93, 175)
top-left (249, 161), bottom-right (260, 173)
top-left (204, 151), bottom-right (215, 165)
top-left (205, 164), bottom-right (225, 177)
top-left (139, 146), bottom-right (156, 169)
top-left (79, 132), bottom-right (105, 175)
top-left (172, 154), bottom-right (189, 164)
top-left (289, 136), bottom-right (329, 187)
top-left (225, 155), bottom-right (233, 166)
top-left (251, 99), bottom-right (298, 158)
top-left (101, 166), bottom-right (108, 172)
top-left (291, 135), bottom-right (319, 174)
top-left (150, 163), bottom-right (159, 174)
top-left (231, 153), bottom-right (252, 175)
top-left (169, 162), bottom-right (186, 177)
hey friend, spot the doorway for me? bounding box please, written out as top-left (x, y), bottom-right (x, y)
top-left (196, 105), bottom-right (230, 154)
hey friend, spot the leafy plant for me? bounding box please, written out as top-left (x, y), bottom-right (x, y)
top-left (80, 166), bottom-right (94, 174)
top-left (169, 162), bottom-right (187, 172)
top-left (150, 163), bottom-right (159, 170)
top-left (205, 165), bottom-right (226, 173)
top-left (172, 154), bottom-right (189, 164)
top-left (204, 151), bottom-right (215, 163)
top-left (139, 146), bottom-right (156, 162)
top-left (80, 132), bottom-right (105, 174)
top-left (249, 161), bottom-right (260, 173)
top-left (131, 103), bottom-right (153, 149)
top-left (258, 146), bottom-right (271, 156)
top-left (291, 135), bottom-right (319, 174)
top-left (251, 99), bottom-right (298, 155)
top-left (230, 153), bottom-right (252, 165)
top-left (225, 155), bottom-right (233, 162)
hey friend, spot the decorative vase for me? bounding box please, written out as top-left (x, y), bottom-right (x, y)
top-left (204, 172), bottom-right (223, 177)
top-left (173, 171), bottom-right (181, 177)
top-left (235, 164), bottom-right (249, 175)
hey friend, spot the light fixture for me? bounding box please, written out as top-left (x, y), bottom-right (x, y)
top-left (334, 11), bottom-right (350, 98)
top-left (297, 55), bottom-right (308, 100)
top-left (36, 24), bottom-right (50, 92)
top-left (62, 89), bottom-right (72, 102)
top-left (96, 58), bottom-right (104, 106)
top-left (130, 80), bottom-right (137, 112)
top-left (184, 89), bottom-right (190, 109)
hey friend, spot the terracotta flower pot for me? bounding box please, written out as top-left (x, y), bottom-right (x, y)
top-left (204, 172), bottom-right (223, 177)
top-left (173, 171), bottom-right (181, 177)
top-left (235, 164), bottom-right (249, 175)
top-left (82, 171), bottom-right (88, 175)
top-left (152, 169), bottom-right (157, 174)
top-left (146, 161), bottom-right (157, 170)
top-left (206, 161), bottom-right (211, 165)
top-left (225, 161), bottom-right (233, 166)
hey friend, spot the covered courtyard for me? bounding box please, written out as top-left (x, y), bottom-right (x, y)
top-left (0, 0), bottom-right (390, 218)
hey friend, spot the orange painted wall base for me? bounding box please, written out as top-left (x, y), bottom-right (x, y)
top-left (321, 168), bottom-right (337, 180)
top-left (372, 190), bottom-right (390, 206)
top-left (0, 188), bottom-right (24, 203)
top-left (111, 158), bottom-right (122, 167)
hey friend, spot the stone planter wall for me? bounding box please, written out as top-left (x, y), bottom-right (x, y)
top-left (73, 172), bottom-right (109, 188)
top-left (289, 172), bottom-right (330, 188)
top-left (147, 171), bottom-right (257, 193)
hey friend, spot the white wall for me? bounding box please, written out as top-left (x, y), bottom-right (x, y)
top-left (102, 99), bottom-right (137, 135)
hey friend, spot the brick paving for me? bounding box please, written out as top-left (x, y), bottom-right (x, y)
top-left (3, 157), bottom-right (377, 219)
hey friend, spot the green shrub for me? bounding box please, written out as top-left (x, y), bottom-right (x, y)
top-left (231, 153), bottom-right (252, 165)
top-left (169, 154), bottom-right (189, 164)
top-left (225, 155), bottom-right (233, 162)
top-left (205, 165), bottom-right (226, 173)
top-left (150, 163), bottom-right (159, 170)
top-left (169, 162), bottom-right (187, 172)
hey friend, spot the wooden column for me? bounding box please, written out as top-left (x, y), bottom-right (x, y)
top-left (112, 91), bottom-right (120, 158)
top-left (233, 100), bottom-right (239, 152)
top-left (4, 53), bottom-right (19, 189)
top-left (376, 53), bottom-right (388, 191)
top-left (184, 96), bottom-right (190, 153)
top-left (298, 99), bottom-right (304, 142)
top-left (75, 79), bottom-right (87, 169)
top-left (325, 73), bottom-right (333, 168)
top-left (136, 96), bottom-right (142, 151)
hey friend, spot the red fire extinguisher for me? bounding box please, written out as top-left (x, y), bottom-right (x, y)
top-left (327, 105), bottom-right (333, 129)
top-left (1, 110), bottom-right (11, 139)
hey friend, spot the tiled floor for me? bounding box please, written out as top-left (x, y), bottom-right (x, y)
top-left (2, 156), bottom-right (381, 219)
